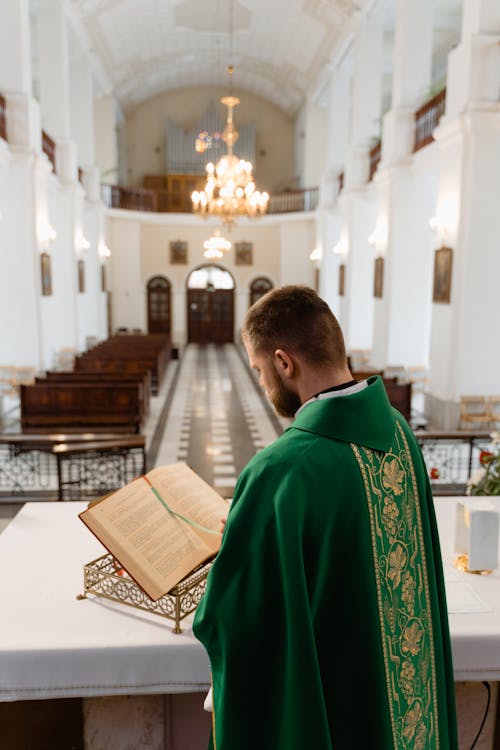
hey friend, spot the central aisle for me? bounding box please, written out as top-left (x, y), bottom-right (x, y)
top-left (154, 344), bottom-right (284, 496)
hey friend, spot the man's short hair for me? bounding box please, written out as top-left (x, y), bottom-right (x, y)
top-left (242, 285), bottom-right (347, 368)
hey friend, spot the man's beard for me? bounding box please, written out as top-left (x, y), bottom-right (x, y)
top-left (269, 370), bottom-right (301, 418)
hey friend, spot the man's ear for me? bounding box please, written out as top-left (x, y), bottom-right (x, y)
top-left (274, 349), bottom-right (294, 379)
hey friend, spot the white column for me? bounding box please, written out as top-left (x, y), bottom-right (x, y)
top-left (320, 68), bottom-right (351, 208)
top-left (426, 0), bottom-right (500, 428)
top-left (338, 17), bottom-right (383, 353)
top-left (317, 66), bottom-right (351, 316)
top-left (382, 0), bottom-right (434, 163)
top-left (36, 0), bottom-right (77, 182)
top-left (370, 167), bottom-right (437, 370)
top-left (345, 18), bottom-right (383, 189)
top-left (370, 0), bottom-right (435, 372)
top-left (338, 192), bottom-right (376, 352)
top-left (70, 52), bottom-right (101, 201)
top-left (0, 0), bottom-right (41, 150)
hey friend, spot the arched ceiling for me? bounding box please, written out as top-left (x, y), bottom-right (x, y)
top-left (68, 0), bottom-right (367, 115)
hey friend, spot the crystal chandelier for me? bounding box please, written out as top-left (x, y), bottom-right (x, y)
top-left (192, 73), bottom-right (269, 228)
top-left (203, 230), bottom-right (232, 260)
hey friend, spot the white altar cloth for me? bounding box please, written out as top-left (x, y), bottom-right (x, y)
top-left (435, 497), bottom-right (500, 681)
top-left (2, 497), bottom-right (500, 702)
top-left (0, 502), bottom-right (211, 702)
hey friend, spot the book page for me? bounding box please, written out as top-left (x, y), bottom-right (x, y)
top-left (80, 475), bottom-right (215, 600)
top-left (146, 463), bottom-right (229, 552)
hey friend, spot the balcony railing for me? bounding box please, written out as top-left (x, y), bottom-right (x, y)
top-left (0, 94), bottom-right (6, 142)
top-left (42, 130), bottom-right (56, 172)
top-left (267, 188), bottom-right (319, 214)
top-left (101, 184), bottom-right (319, 215)
top-left (368, 140), bottom-right (382, 182)
top-left (414, 88), bottom-right (446, 153)
top-left (416, 429), bottom-right (491, 495)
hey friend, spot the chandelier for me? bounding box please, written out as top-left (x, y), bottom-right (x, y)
top-left (203, 230), bottom-right (232, 260)
top-left (191, 71), bottom-right (269, 228)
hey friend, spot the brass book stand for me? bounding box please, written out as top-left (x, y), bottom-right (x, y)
top-left (78, 554), bottom-right (211, 633)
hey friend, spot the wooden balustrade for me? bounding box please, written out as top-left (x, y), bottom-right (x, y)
top-left (101, 183), bottom-right (320, 215)
top-left (368, 140), bottom-right (381, 182)
top-left (414, 88), bottom-right (446, 152)
top-left (0, 94), bottom-right (6, 142)
top-left (42, 130), bottom-right (56, 172)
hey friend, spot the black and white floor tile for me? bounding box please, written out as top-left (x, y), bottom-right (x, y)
top-left (154, 344), bottom-right (283, 497)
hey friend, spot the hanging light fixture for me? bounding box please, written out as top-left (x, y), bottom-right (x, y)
top-left (191, 1), bottom-right (269, 228)
top-left (203, 230), bottom-right (232, 260)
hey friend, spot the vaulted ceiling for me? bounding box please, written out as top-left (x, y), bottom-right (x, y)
top-left (67, 0), bottom-right (367, 115)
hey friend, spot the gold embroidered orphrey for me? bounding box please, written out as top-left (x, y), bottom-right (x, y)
top-left (352, 424), bottom-right (439, 750)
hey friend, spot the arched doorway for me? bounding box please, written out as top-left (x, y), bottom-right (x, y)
top-left (249, 276), bottom-right (273, 307)
top-left (147, 276), bottom-right (171, 334)
top-left (187, 265), bottom-right (234, 343)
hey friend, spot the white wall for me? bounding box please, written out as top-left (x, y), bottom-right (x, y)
top-left (105, 211), bottom-right (316, 345)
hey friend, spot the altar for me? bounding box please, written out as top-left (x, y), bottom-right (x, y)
top-left (1, 499), bottom-right (500, 748)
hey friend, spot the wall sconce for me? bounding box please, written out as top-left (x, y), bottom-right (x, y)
top-left (367, 223), bottom-right (387, 257)
top-left (98, 242), bottom-right (111, 264)
top-left (332, 238), bottom-right (348, 256)
top-left (429, 216), bottom-right (449, 244)
top-left (75, 230), bottom-right (91, 255)
top-left (309, 247), bottom-right (322, 263)
top-left (38, 223), bottom-right (57, 253)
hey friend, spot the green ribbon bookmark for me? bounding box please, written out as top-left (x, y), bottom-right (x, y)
top-left (144, 477), bottom-right (221, 536)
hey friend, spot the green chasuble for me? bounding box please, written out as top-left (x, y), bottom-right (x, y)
top-left (193, 377), bottom-right (458, 750)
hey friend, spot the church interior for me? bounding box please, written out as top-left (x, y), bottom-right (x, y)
top-left (1, 0), bottom-right (500, 747)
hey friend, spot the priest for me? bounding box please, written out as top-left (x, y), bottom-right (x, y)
top-left (193, 285), bottom-right (458, 749)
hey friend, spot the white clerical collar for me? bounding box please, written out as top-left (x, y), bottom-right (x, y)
top-left (295, 379), bottom-right (368, 417)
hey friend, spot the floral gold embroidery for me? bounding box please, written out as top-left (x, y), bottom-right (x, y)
top-left (351, 420), bottom-right (439, 749)
top-left (382, 458), bottom-right (405, 496)
top-left (402, 571), bottom-right (416, 615)
top-left (403, 700), bottom-right (424, 742)
top-left (388, 543), bottom-right (407, 588)
top-left (382, 496), bottom-right (399, 538)
top-left (400, 660), bottom-right (416, 699)
top-left (402, 620), bottom-right (424, 656)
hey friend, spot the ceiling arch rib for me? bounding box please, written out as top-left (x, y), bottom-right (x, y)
top-left (116, 53), bottom-right (308, 114)
top-left (68, 0), bottom-right (365, 115)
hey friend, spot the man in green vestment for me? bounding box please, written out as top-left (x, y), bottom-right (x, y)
top-left (193, 285), bottom-right (458, 750)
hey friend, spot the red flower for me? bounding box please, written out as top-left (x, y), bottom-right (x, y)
top-left (479, 451), bottom-right (495, 466)
top-left (430, 467), bottom-right (440, 480)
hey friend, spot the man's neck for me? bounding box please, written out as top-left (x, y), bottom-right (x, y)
top-left (298, 368), bottom-right (354, 405)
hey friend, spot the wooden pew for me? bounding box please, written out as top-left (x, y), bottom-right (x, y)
top-left (78, 333), bottom-right (170, 393)
top-left (38, 370), bottom-right (151, 416)
top-left (20, 382), bottom-right (143, 433)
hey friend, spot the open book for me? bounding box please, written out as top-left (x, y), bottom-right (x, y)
top-left (79, 463), bottom-right (229, 600)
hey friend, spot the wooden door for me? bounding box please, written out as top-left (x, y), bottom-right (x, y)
top-left (249, 277), bottom-right (273, 307)
top-left (187, 289), bottom-right (234, 343)
top-left (147, 276), bottom-right (171, 334)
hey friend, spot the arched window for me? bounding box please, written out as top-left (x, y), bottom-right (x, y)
top-left (147, 276), bottom-right (171, 334)
top-left (249, 276), bottom-right (273, 307)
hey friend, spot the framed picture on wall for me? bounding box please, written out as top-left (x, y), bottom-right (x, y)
top-left (432, 246), bottom-right (453, 304)
top-left (40, 252), bottom-right (52, 296)
top-left (338, 264), bottom-right (345, 297)
top-left (77, 259), bottom-right (85, 293)
top-left (170, 240), bottom-right (188, 265)
top-left (235, 241), bottom-right (253, 266)
top-left (373, 256), bottom-right (384, 298)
